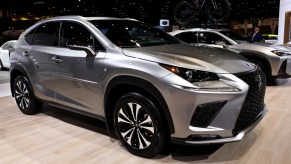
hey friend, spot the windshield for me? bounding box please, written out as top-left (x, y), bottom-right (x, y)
top-left (219, 30), bottom-right (250, 42)
top-left (89, 20), bottom-right (180, 48)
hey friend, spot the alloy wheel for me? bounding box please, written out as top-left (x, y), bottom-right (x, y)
top-left (117, 102), bottom-right (154, 149)
top-left (13, 76), bottom-right (42, 115)
top-left (15, 80), bottom-right (30, 110)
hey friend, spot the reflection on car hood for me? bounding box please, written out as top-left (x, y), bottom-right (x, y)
top-left (122, 44), bottom-right (255, 74)
top-left (231, 42), bottom-right (275, 52)
top-left (255, 43), bottom-right (291, 52)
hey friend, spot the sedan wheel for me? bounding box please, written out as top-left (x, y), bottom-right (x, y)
top-left (252, 61), bottom-right (272, 83)
top-left (114, 92), bottom-right (166, 157)
top-left (14, 76), bottom-right (42, 115)
top-left (0, 60), bottom-right (3, 71)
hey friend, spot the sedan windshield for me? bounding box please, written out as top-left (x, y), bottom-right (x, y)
top-left (219, 30), bottom-right (250, 43)
top-left (90, 20), bottom-right (180, 48)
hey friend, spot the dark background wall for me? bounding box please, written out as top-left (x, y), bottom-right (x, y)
top-left (0, 0), bottom-right (280, 34)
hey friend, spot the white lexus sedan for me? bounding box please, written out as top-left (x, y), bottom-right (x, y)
top-left (0, 40), bottom-right (16, 70)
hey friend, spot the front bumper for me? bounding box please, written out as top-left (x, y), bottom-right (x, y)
top-left (273, 56), bottom-right (291, 78)
top-left (158, 68), bottom-right (266, 143)
top-left (286, 57), bottom-right (291, 75)
top-left (171, 105), bottom-right (267, 145)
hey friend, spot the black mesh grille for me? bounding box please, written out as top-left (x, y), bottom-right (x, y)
top-left (190, 101), bottom-right (227, 128)
top-left (278, 59), bottom-right (287, 75)
top-left (233, 69), bottom-right (266, 134)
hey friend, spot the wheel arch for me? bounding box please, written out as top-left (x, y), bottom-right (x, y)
top-left (104, 75), bottom-right (175, 134)
top-left (239, 51), bottom-right (272, 78)
top-left (0, 59), bottom-right (4, 70)
top-left (10, 66), bottom-right (31, 97)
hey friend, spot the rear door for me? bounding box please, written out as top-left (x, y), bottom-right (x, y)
top-left (0, 41), bottom-right (15, 68)
top-left (175, 31), bottom-right (198, 44)
top-left (21, 22), bottom-right (60, 101)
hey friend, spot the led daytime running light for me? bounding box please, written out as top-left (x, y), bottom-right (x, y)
top-left (160, 64), bottom-right (219, 83)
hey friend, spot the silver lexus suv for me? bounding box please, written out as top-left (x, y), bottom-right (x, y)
top-left (10, 16), bottom-right (267, 157)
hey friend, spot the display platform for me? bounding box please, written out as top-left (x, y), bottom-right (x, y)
top-left (0, 79), bottom-right (291, 163)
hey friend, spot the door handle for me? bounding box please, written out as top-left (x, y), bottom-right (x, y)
top-left (22, 51), bottom-right (29, 57)
top-left (51, 56), bottom-right (62, 64)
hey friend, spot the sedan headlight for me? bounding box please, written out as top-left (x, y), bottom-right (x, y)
top-left (160, 64), bottom-right (219, 83)
top-left (160, 64), bottom-right (241, 92)
top-left (271, 50), bottom-right (290, 56)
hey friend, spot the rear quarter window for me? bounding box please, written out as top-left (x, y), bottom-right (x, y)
top-left (24, 22), bottom-right (59, 46)
top-left (24, 29), bottom-right (35, 45)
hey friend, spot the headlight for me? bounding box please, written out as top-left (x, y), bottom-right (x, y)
top-left (271, 50), bottom-right (290, 56)
top-left (160, 64), bottom-right (241, 92)
top-left (160, 64), bottom-right (219, 83)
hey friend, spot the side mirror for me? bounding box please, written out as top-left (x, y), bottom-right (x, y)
top-left (67, 44), bottom-right (96, 56)
top-left (67, 38), bottom-right (96, 56)
top-left (8, 48), bottom-right (15, 52)
top-left (215, 41), bottom-right (228, 48)
top-left (8, 48), bottom-right (15, 57)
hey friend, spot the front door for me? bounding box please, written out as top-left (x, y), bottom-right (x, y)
top-left (20, 21), bottom-right (106, 115)
top-left (46, 21), bottom-right (106, 115)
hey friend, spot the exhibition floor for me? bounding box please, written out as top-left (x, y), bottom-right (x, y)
top-left (0, 79), bottom-right (291, 163)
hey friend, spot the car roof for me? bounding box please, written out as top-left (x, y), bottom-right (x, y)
top-left (42, 15), bottom-right (137, 22)
top-left (3, 40), bottom-right (17, 44)
top-left (168, 28), bottom-right (239, 45)
top-left (168, 28), bottom-right (229, 35)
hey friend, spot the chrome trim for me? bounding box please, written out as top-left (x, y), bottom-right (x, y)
top-left (189, 126), bottom-right (225, 132)
top-left (50, 73), bottom-right (98, 85)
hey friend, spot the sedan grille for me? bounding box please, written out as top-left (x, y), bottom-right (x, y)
top-left (233, 68), bottom-right (266, 135)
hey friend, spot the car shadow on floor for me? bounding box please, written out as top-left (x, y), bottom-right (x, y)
top-left (41, 104), bottom-right (116, 138)
top-left (163, 144), bottom-right (223, 160)
top-left (267, 78), bottom-right (291, 86)
top-left (40, 104), bottom-right (256, 162)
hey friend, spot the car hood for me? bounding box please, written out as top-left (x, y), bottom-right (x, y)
top-left (122, 44), bottom-right (255, 74)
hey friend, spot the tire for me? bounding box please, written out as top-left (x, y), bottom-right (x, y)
top-left (206, 0), bottom-right (230, 23)
top-left (253, 61), bottom-right (267, 76)
top-left (173, 1), bottom-right (196, 26)
top-left (13, 76), bottom-right (42, 115)
top-left (0, 59), bottom-right (4, 71)
top-left (113, 92), bottom-right (166, 158)
top-left (252, 61), bottom-right (273, 83)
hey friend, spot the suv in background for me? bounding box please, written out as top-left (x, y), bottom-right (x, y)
top-left (10, 16), bottom-right (266, 157)
top-left (262, 34), bottom-right (278, 44)
top-left (169, 28), bottom-right (291, 81)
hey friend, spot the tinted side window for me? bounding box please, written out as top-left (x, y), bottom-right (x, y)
top-left (198, 32), bottom-right (230, 45)
top-left (60, 22), bottom-right (103, 51)
top-left (31, 22), bottom-right (59, 46)
top-left (2, 42), bottom-right (15, 50)
top-left (177, 32), bottom-right (197, 44)
top-left (25, 30), bottom-right (35, 45)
